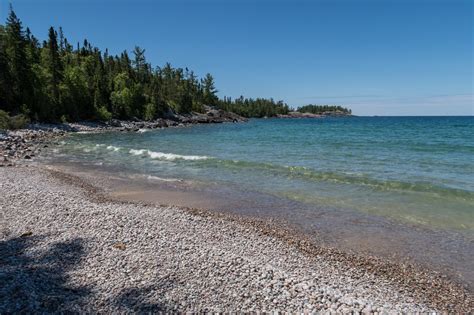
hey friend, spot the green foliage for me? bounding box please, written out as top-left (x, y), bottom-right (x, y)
top-left (0, 110), bottom-right (9, 129)
top-left (95, 106), bottom-right (112, 121)
top-left (217, 96), bottom-right (289, 118)
top-left (9, 114), bottom-right (29, 129)
top-left (201, 73), bottom-right (218, 106)
top-left (143, 103), bottom-right (156, 121)
top-left (0, 6), bottom-right (291, 122)
top-left (297, 105), bottom-right (351, 115)
top-left (0, 110), bottom-right (29, 129)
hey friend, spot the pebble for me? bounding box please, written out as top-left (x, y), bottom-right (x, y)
top-left (0, 165), bottom-right (470, 313)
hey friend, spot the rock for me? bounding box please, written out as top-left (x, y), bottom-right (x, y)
top-left (108, 119), bottom-right (123, 127)
top-left (163, 108), bottom-right (181, 121)
top-left (20, 231), bottom-right (33, 237)
top-left (113, 242), bottom-right (127, 250)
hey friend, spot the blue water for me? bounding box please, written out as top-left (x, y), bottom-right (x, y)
top-left (45, 117), bottom-right (474, 232)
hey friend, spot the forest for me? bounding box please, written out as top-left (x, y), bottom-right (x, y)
top-left (0, 7), bottom-right (290, 126)
top-left (297, 105), bottom-right (352, 115)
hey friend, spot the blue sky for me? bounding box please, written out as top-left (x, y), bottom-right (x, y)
top-left (1, 0), bottom-right (472, 115)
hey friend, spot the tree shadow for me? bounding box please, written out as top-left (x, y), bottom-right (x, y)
top-left (112, 275), bottom-right (178, 312)
top-left (1, 234), bottom-right (183, 312)
top-left (0, 234), bottom-right (90, 313)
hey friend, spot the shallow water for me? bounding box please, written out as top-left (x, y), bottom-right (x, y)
top-left (38, 116), bottom-right (474, 287)
top-left (42, 117), bottom-right (474, 232)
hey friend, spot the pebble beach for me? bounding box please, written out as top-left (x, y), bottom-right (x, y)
top-left (1, 165), bottom-right (472, 313)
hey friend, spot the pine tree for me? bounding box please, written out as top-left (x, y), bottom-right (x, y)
top-left (132, 46), bottom-right (147, 83)
top-left (0, 8), bottom-right (296, 122)
top-left (45, 26), bottom-right (63, 119)
top-left (4, 5), bottom-right (33, 114)
top-left (0, 25), bottom-right (13, 112)
top-left (202, 73), bottom-right (217, 106)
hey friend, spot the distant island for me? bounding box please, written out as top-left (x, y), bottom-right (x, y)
top-left (0, 7), bottom-right (351, 129)
top-left (277, 105), bottom-right (352, 118)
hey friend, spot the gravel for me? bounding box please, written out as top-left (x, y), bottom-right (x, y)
top-left (0, 113), bottom-right (244, 167)
top-left (0, 166), bottom-right (472, 313)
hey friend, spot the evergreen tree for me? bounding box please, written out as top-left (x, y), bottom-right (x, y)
top-left (132, 46), bottom-right (147, 83)
top-left (44, 26), bottom-right (63, 119)
top-left (4, 6), bottom-right (33, 114)
top-left (202, 73), bottom-right (218, 106)
top-left (0, 25), bottom-right (12, 112)
top-left (0, 8), bottom-right (303, 123)
top-left (297, 104), bottom-right (351, 115)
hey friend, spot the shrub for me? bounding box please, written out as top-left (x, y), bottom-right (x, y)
top-left (143, 103), bottom-right (156, 121)
top-left (0, 110), bottom-right (9, 130)
top-left (9, 114), bottom-right (30, 129)
top-left (95, 106), bottom-right (112, 121)
top-left (0, 111), bottom-right (30, 130)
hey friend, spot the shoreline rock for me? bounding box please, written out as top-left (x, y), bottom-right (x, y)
top-left (0, 106), bottom-right (247, 166)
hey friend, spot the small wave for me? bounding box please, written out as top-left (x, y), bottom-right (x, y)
top-left (129, 149), bottom-right (209, 161)
top-left (95, 144), bottom-right (105, 147)
top-left (130, 149), bottom-right (147, 155)
top-left (148, 151), bottom-right (209, 161)
top-left (207, 159), bottom-right (474, 199)
top-left (106, 145), bottom-right (120, 152)
top-left (146, 175), bottom-right (183, 182)
top-left (137, 129), bottom-right (149, 133)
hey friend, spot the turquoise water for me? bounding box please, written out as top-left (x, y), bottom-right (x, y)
top-left (45, 117), bottom-right (474, 232)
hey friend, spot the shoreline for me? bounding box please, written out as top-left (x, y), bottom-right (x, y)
top-left (1, 164), bottom-right (472, 312)
top-left (43, 161), bottom-right (474, 291)
top-left (1, 120), bottom-right (473, 312)
top-left (0, 113), bottom-right (355, 166)
top-left (0, 108), bottom-right (247, 166)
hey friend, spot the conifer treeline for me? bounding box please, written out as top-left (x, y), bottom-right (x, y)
top-left (219, 96), bottom-right (290, 118)
top-left (0, 7), bottom-right (290, 122)
top-left (297, 105), bottom-right (352, 115)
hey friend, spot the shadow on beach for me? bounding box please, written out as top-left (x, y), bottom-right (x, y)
top-left (0, 235), bottom-right (90, 312)
top-left (0, 234), bottom-right (173, 312)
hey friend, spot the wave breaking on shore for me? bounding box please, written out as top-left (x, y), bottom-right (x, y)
top-left (128, 148), bottom-right (210, 161)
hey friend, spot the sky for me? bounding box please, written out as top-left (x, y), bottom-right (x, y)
top-left (1, 0), bottom-right (472, 116)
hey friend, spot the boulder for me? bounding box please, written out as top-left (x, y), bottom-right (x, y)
top-left (108, 119), bottom-right (122, 127)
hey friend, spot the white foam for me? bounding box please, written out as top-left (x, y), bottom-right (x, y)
top-left (106, 145), bottom-right (120, 152)
top-left (147, 150), bottom-right (209, 161)
top-left (146, 175), bottom-right (183, 182)
top-left (137, 128), bottom-right (149, 133)
top-left (130, 149), bottom-right (147, 155)
top-left (128, 148), bottom-right (209, 161)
